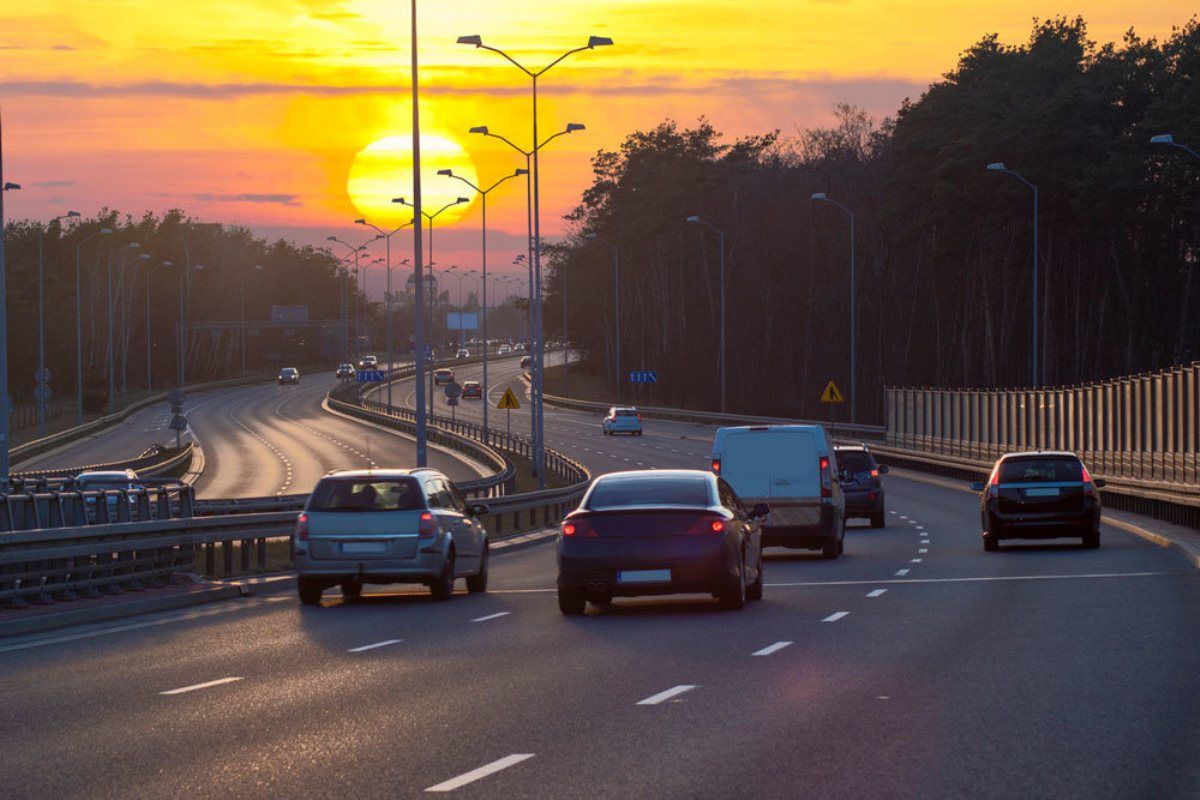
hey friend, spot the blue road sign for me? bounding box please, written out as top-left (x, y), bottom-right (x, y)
top-left (357, 370), bottom-right (387, 382)
top-left (629, 370), bottom-right (658, 384)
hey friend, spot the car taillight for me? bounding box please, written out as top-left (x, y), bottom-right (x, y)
top-left (561, 518), bottom-right (596, 537)
top-left (711, 459), bottom-right (721, 475)
top-left (637, 413), bottom-right (643, 423)
top-left (988, 469), bottom-right (1001, 498)
top-left (686, 515), bottom-right (728, 535)
top-left (1081, 464), bottom-right (1098, 497)
top-left (295, 512), bottom-right (309, 541)
top-left (418, 511), bottom-right (437, 538)
top-left (820, 457), bottom-right (832, 498)
top-left (870, 468), bottom-right (879, 478)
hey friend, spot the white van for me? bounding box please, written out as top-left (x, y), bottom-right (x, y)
top-left (711, 425), bottom-right (845, 558)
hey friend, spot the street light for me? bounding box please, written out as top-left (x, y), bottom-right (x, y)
top-left (356, 217), bottom-right (414, 408)
top-left (439, 166), bottom-right (526, 432)
top-left (811, 192), bottom-right (858, 423)
top-left (175, 261), bottom-right (204, 389)
top-left (987, 162), bottom-right (1040, 387)
top-left (1150, 133), bottom-right (1200, 160)
top-left (148, 260), bottom-right (172, 392)
top-left (459, 33), bottom-right (610, 488)
top-left (686, 215), bottom-right (727, 412)
top-left (36, 210), bottom-right (81, 434)
top-left (108, 243), bottom-right (141, 413)
top-left (75, 227), bottom-right (112, 423)
top-left (241, 263), bottom-right (263, 376)
top-left (0, 117), bottom-right (18, 485)
top-left (584, 233), bottom-right (621, 401)
top-left (327, 235), bottom-right (379, 360)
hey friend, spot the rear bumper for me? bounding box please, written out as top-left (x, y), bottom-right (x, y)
top-left (761, 505), bottom-right (839, 548)
top-left (558, 543), bottom-right (736, 597)
top-left (987, 510), bottom-right (1099, 539)
top-left (843, 489), bottom-right (883, 517)
top-left (295, 550), bottom-right (447, 584)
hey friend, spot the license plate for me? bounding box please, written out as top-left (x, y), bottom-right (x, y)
top-left (340, 541), bottom-right (388, 555)
top-left (1024, 487), bottom-right (1060, 497)
top-left (618, 569), bottom-right (670, 584)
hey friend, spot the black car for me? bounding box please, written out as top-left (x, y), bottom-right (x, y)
top-left (519, 355), bottom-right (532, 369)
top-left (556, 469), bottom-right (767, 615)
top-left (971, 451), bottom-right (1105, 551)
top-left (833, 445), bottom-right (888, 527)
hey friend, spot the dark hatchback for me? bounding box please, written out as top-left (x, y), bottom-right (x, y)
top-left (556, 470), bottom-right (767, 615)
top-left (833, 445), bottom-right (888, 527)
top-left (972, 451), bottom-right (1105, 551)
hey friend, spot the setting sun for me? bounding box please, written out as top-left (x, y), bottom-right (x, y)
top-left (346, 133), bottom-right (479, 229)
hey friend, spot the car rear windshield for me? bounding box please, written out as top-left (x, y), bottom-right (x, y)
top-left (836, 451), bottom-right (875, 473)
top-left (586, 475), bottom-right (710, 509)
top-left (615, 409), bottom-right (639, 417)
top-left (309, 478), bottom-right (424, 512)
top-left (997, 457), bottom-right (1082, 484)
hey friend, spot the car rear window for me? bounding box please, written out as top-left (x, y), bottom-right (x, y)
top-left (586, 475), bottom-right (710, 509)
top-left (309, 478), bottom-right (423, 512)
top-left (836, 451), bottom-right (874, 473)
top-left (615, 409), bottom-right (638, 417)
top-left (997, 458), bottom-right (1082, 484)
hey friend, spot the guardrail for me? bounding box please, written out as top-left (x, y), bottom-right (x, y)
top-left (13, 442), bottom-right (196, 483)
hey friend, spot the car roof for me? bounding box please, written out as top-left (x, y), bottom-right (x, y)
top-left (594, 469), bottom-right (712, 482)
top-left (997, 450), bottom-right (1080, 461)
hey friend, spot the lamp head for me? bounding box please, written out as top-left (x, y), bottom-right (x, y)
top-left (392, 197), bottom-right (408, 205)
top-left (588, 36), bottom-right (614, 48)
top-left (811, 192), bottom-right (828, 201)
top-left (326, 235), bottom-right (337, 241)
top-left (1, 182), bottom-right (18, 191)
top-left (457, 34), bottom-right (483, 47)
top-left (515, 168), bottom-right (529, 176)
top-left (437, 168), bottom-right (453, 176)
top-left (566, 123), bottom-right (586, 133)
top-left (354, 218), bottom-right (365, 225)
top-left (685, 215), bottom-right (701, 223)
top-left (469, 126), bottom-right (489, 135)
top-left (1150, 134), bottom-right (1175, 145)
top-left (986, 162), bottom-right (1006, 171)
top-left (456, 197), bottom-right (469, 204)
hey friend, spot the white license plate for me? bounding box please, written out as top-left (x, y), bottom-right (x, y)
top-left (618, 569), bottom-right (670, 584)
top-left (1024, 487), bottom-right (1061, 497)
top-left (340, 541), bottom-right (388, 555)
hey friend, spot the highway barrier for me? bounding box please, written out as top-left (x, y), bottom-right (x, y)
top-left (13, 442), bottom-right (196, 483)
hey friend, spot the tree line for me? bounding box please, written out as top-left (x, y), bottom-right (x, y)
top-left (543, 17), bottom-right (1200, 423)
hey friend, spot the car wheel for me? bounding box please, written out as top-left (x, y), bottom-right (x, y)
top-left (718, 557), bottom-right (747, 610)
top-left (870, 512), bottom-right (885, 528)
top-left (746, 555), bottom-right (763, 601)
top-left (340, 579), bottom-right (363, 601)
top-left (558, 586), bottom-right (586, 615)
top-left (466, 545), bottom-right (489, 592)
top-left (821, 537), bottom-right (840, 559)
top-left (983, 534), bottom-right (999, 552)
top-left (298, 578), bottom-right (323, 606)
top-left (1083, 529), bottom-right (1100, 549)
top-left (430, 552), bottom-right (456, 601)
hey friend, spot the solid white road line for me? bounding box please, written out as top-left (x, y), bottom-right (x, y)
top-left (471, 612), bottom-right (511, 623)
top-left (894, 569), bottom-right (910, 576)
top-left (822, 611), bottom-right (850, 623)
top-left (751, 641), bottom-right (793, 656)
top-left (767, 571), bottom-right (1175, 588)
top-left (348, 639), bottom-right (402, 653)
top-left (637, 685), bottom-right (698, 705)
top-left (867, 589), bottom-right (887, 598)
top-left (160, 677), bottom-right (243, 696)
top-left (425, 754), bottom-right (536, 793)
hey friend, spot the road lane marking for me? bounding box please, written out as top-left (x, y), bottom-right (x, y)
top-left (472, 612), bottom-right (511, 623)
top-left (425, 754), bottom-right (535, 793)
top-left (911, 558), bottom-right (923, 563)
top-left (916, 525), bottom-right (924, 530)
top-left (894, 569), bottom-right (910, 576)
top-left (889, 511), bottom-right (897, 515)
top-left (348, 639), bottom-right (402, 653)
top-left (637, 685), bottom-right (697, 705)
top-left (751, 641), bottom-right (793, 656)
top-left (919, 548), bottom-right (928, 553)
top-left (899, 515), bottom-right (908, 520)
top-left (867, 589), bottom-right (887, 598)
top-left (822, 611), bottom-right (850, 622)
top-left (160, 677), bottom-right (243, 695)
top-left (765, 571), bottom-right (1175, 588)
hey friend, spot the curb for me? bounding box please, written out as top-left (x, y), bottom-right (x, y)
top-left (0, 583), bottom-right (247, 639)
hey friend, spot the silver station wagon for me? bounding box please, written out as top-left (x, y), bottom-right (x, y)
top-left (294, 468), bottom-right (489, 604)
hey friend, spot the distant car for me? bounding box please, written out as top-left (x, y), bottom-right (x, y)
top-left (336, 363), bottom-right (355, 379)
top-left (461, 380), bottom-right (483, 399)
top-left (433, 368), bottom-right (454, 386)
top-left (294, 468), bottom-right (490, 605)
top-left (278, 367), bottom-right (300, 385)
top-left (498, 345), bottom-right (513, 355)
top-left (358, 355), bottom-right (379, 370)
top-left (519, 355), bottom-right (532, 369)
top-left (602, 406), bottom-right (643, 436)
top-left (556, 469), bottom-right (767, 614)
top-left (75, 469), bottom-right (142, 520)
top-left (972, 451), bottom-right (1104, 551)
top-left (834, 445), bottom-right (888, 527)
top-left (455, 348), bottom-right (470, 359)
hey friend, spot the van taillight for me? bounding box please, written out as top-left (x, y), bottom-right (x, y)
top-left (418, 511), bottom-right (437, 538)
top-left (295, 512), bottom-right (309, 541)
top-left (820, 456), bottom-right (832, 498)
top-left (711, 459), bottom-right (721, 475)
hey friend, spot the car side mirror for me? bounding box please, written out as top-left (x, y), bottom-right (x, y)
top-left (969, 482), bottom-right (985, 492)
top-left (470, 503), bottom-right (490, 516)
top-left (877, 464), bottom-right (889, 475)
top-left (1093, 478), bottom-right (1106, 489)
top-left (751, 503), bottom-right (770, 519)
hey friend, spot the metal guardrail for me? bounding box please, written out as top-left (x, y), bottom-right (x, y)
top-left (13, 442), bottom-right (196, 483)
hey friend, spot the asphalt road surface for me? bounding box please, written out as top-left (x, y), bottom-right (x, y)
top-left (2, 357), bottom-right (1198, 798)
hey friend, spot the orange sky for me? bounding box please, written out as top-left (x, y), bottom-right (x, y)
top-left (1, 0), bottom-right (1195, 292)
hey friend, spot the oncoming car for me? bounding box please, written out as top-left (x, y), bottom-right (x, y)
top-left (602, 406), bottom-right (643, 436)
top-left (972, 451), bottom-right (1105, 551)
top-left (456, 348), bottom-right (470, 359)
top-left (461, 380), bottom-right (483, 399)
top-left (519, 355), bottom-right (532, 369)
top-left (75, 469), bottom-right (143, 520)
top-left (358, 355), bottom-right (379, 370)
top-left (433, 368), bottom-right (454, 386)
top-left (294, 469), bottom-right (490, 604)
top-left (278, 367), bottom-right (300, 385)
top-left (335, 363), bottom-right (355, 379)
top-left (498, 344), bottom-right (513, 355)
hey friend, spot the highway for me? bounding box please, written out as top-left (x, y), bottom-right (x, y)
top-left (1, 356), bottom-right (1198, 797)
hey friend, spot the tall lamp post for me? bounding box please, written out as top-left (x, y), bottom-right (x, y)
top-left (241, 263), bottom-right (263, 376)
top-left (0, 124), bottom-right (19, 485)
top-left (326, 235), bottom-right (379, 361)
top-left (987, 162), bottom-right (1039, 387)
top-left (75, 227), bottom-right (112, 424)
top-left (686, 216), bottom-right (727, 412)
top-left (108, 243), bottom-right (142, 413)
top-left (584, 233), bottom-right (621, 401)
top-left (150, 261), bottom-right (171, 391)
top-left (37, 210), bottom-right (81, 434)
top-left (438, 167), bottom-right (526, 433)
top-left (811, 192), bottom-right (858, 423)
top-left (175, 262), bottom-right (204, 389)
top-left (356, 218), bottom-right (414, 408)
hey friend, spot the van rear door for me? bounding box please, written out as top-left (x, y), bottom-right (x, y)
top-left (718, 428), bottom-right (821, 501)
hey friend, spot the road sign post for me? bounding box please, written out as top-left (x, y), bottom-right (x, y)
top-left (821, 380), bottom-right (844, 425)
top-left (497, 387), bottom-right (521, 437)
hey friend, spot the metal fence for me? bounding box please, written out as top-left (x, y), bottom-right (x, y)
top-left (886, 362), bottom-right (1199, 485)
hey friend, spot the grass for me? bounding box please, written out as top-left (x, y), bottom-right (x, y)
top-left (541, 362), bottom-right (610, 402)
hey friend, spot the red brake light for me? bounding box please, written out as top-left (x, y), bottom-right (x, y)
top-left (295, 512), bottom-right (309, 541)
top-left (710, 519), bottom-right (726, 533)
top-left (711, 459), bottom-right (721, 474)
top-left (870, 468), bottom-right (879, 478)
top-left (1081, 464), bottom-right (1098, 497)
top-left (637, 413), bottom-right (643, 422)
top-left (820, 456), bottom-right (832, 498)
top-left (990, 470), bottom-right (1000, 485)
top-left (686, 514), bottom-right (729, 535)
top-left (418, 511), bottom-right (437, 538)
top-left (1081, 464), bottom-right (1092, 483)
top-left (561, 517), bottom-right (596, 537)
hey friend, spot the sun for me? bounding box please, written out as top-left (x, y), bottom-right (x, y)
top-left (346, 133), bottom-right (478, 228)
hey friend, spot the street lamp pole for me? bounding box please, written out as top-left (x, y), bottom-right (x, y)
top-left (584, 233), bottom-right (620, 401)
top-left (438, 167), bottom-right (526, 433)
top-left (811, 192), bottom-right (857, 423)
top-left (109, 243), bottom-right (141, 413)
top-left (75, 227), bottom-right (112, 424)
top-left (686, 216), bottom-right (726, 412)
top-left (240, 264), bottom-right (263, 376)
top-left (356, 219), bottom-right (414, 407)
top-left (37, 210), bottom-right (80, 434)
top-left (0, 114), bottom-right (18, 485)
top-left (987, 163), bottom-right (1039, 387)
top-left (326, 235), bottom-right (379, 361)
top-left (176, 262), bottom-right (204, 389)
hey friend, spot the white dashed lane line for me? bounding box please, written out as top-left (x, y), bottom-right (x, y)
top-left (348, 639), bottom-right (403, 653)
top-left (160, 677), bottom-right (243, 696)
top-left (425, 754), bottom-right (536, 793)
top-left (911, 558), bottom-right (923, 563)
top-left (895, 569), bottom-right (910, 576)
top-left (867, 589), bottom-right (887, 598)
top-left (637, 685), bottom-right (698, 705)
top-left (822, 611), bottom-right (850, 623)
top-left (471, 612), bottom-right (511, 623)
top-left (751, 641), bottom-right (793, 657)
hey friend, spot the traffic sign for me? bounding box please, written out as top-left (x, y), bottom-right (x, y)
top-left (496, 388), bottom-right (521, 410)
top-left (356, 370), bottom-right (387, 382)
top-left (444, 381), bottom-right (463, 399)
top-left (820, 381), bottom-right (844, 403)
top-left (629, 370), bottom-right (658, 384)
top-left (169, 414), bottom-right (189, 432)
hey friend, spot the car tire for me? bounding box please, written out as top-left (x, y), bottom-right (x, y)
top-left (298, 578), bottom-right (323, 606)
top-left (340, 579), bottom-right (363, 601)
top-left (870, 512), bottom-right (885, 528)
top-left (430, 552), bottom-right (456, 601)
top-left (558, 586), bottom-right (587, 615)
top-left (718, 557), bottom-right (747, 610)
top-left (746, 556), bottom-right (763, 601)
top-left (1083, 529), bottom-right (1100, 549)
top-left (821, 537), bottom-right (840, 559)
top-left (983, 534), bottom-right (999, 552)
top-left (466, 545), bottom-right (489, 593)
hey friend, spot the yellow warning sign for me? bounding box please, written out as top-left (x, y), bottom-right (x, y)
top-left (820, 381), bottom-right (844, 404)
top-left (496, 388), bottom-right (522, 410)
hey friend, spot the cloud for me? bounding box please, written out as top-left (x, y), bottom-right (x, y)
top-left (29, 180), bottom-right (78, 187)
top-left (192, 193), bottom-right (302, 207)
